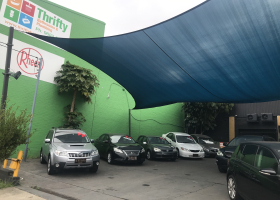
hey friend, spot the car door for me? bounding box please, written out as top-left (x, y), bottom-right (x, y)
top-left (142, 137), bottom-right (148, 151)
top-left (102, 134), bottom-right (111, 155)
top-left (42, 130), bottom-right (50, 157)
top-left (43, 130), bottom-right (53, 158)
top-left (249, 147), bottom-right (280, 200)
top-left (94, 134), bottom-right (105, 157)
top-left (235, 144), bottom-right (258, 200)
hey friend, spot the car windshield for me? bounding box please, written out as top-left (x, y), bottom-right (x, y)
top-left (176, 135), bottom-right (196, 144)
top-left (198, 137), bottom-right (215, 144)
top-left (110, 135), bottom-right (136, 144)
top-left (228, 136), bottom-right (263, 146)
top-left (148, 137), bottom-right (169, 144)
top-left (53, 132), bottom-right (90, 143)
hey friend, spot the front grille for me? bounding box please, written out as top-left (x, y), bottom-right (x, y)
top-left (190, 150), bottom-right (199, 153)
top-left (162, 149), bottom-right (173, 152)
top-left (68, 153), bottom-right (90, 157)
top-left (124, 150), bottom-right (139, 156)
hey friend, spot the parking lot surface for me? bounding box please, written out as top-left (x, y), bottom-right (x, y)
top-left (17, 157), bottom-right (228, 200)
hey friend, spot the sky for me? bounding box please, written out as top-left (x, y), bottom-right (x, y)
top-left (49, 0), bottom-right (206, 37)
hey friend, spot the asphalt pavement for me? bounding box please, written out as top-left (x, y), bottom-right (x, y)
top-left (15, 157), bottom-right (229, 200)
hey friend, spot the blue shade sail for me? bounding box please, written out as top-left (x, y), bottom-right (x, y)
top-left (28, 0), bottom-right (280, 109)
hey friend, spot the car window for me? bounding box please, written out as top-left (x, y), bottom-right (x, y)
top-left (240, 145), bottom-right (258, 166)
top-left (110, 135), bottom-right (136, 144)
top-left (228, 136), bottom-right (263, 147)
top-left (137, 136), bottom-right (143, 143)
top-left (198, 137), bottom-right (215, 144)
top-left (263, 137), bottom-right (276, 141)
top-left (98, 134), bottom-right (105, 141)
top-left (47, 130), bottom-right (54, 140)
top-left (255, 147), bottom-right (278, 171)
top-left (192, 135), bottom-right (197, 142)
top-left (143, 137), bottom-right (148, 143)
top-left (176, 135), bottom-right (196, 144)
top-left (53, 132), bottom-right (90, 143)
top-left (167, 133), bottom-right (173, 139)
top-left (148, 137), bottom-right (169, 144)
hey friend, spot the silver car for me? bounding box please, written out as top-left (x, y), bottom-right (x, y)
top-left (40, 128), bottom-right (100, 175)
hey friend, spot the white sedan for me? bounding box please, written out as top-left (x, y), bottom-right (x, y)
top-left (162, 132), bottom-right (204, 158)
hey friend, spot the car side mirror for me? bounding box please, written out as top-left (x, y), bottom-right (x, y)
top-left (90, 139), bottom-right (94, 143)
top-left (259, 168), bottom-right (277, 176)
top-left (103, 140), bottom-right (109, 143)
top-left (143, 142), bottom-right (147, 144)
top-left (45, 139), bottom-right (50, 143)
top-left (223, 142), bottom-right (228, 146)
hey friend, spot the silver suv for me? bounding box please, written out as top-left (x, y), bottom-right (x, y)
top-left (40, 128), bottom-right (100, 175)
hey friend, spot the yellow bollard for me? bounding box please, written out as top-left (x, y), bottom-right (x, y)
top-left (13, 151), bottom-right (23, 177)
top-left (3, 159), bottom-right (8, 169)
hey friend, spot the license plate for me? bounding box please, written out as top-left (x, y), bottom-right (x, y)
top-left (193, 154), bottom-right (198, 157)
top-left (75, 159), bottom-right (86, 163)
top-left (129, 157), bottom-right (137, 160)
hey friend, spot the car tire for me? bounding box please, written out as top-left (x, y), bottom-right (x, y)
top-left (227, 175), bottom-right (241, 200)
top-left (176, 149), bottom-right (180, 158)
top-left (47, 156), bottom-right (55, 175)
top-left (146, 150), bottom-right (152, 160)
top-left (89, 164), bottom-right (98, 173)
top-left (218, 165), bottom-right (227, 173)
top-left (40, 150), bottom-right (46, 164)
top-left (107, 152), bottom-right (114, 164)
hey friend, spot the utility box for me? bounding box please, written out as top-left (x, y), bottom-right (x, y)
top-left (261, 113), bottom-right (273, 121)
top-left (247, 113), bottom-right (258, 122)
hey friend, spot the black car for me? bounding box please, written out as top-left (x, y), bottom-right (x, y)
top-left (94, 134), bottom-right (145, 164)
top-left (216, 135), bottom-right (275, 173)
top-left (227, 141), bottom-right (280, 200)
top-left (191, 134), bottom-right (220, 157)
top-left (136, 135), bottom-right (177, 160)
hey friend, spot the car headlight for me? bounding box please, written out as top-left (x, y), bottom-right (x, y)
top-left (55, 151), bottom-right (68, 157)
top-left (91, 150), bottom-right (98, 156)
top-left (141, 148), bottom-right (145, 153)
top-left (114, 147), bottom-right (123, 153)
top-left (154, 148), bottom-right (161, 152)
top-left (200, 148), bottom-right (204, 152)
top-left (217, 150), bottom-right (224, 156)
top-left (181, 147), bottom-right (190, 151)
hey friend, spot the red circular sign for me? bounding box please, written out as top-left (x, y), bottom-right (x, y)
top-left (17, 48), bottom-right (44, 75)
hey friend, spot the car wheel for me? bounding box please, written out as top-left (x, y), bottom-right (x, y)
top-left (227, 175), bottom-right (241, 200)
top-left (176, 149), bottom-right (180, 158)
top-left (107, 152), bottom-right (114, 164)
top-left (40, 150), bottom-right (46, 164)
top-left (146, 150), bottom-right (152, 160)
top-left (47, 156), bottom-right (55, 175)
top-left (218, 165), bottom-right (227, 173)
top-left (89, 165), bottom-right (98, 173)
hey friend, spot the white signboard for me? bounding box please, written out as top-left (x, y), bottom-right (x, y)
top-left (0, 33), bottom-right (65, 84)
top-left (0, 0), bottom-right (72, 38)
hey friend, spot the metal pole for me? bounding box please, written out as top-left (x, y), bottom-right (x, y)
top-left (1, 27), bottom-right (14, 109)
top-left (129, 109), bottom-right (131, 136)
top-left (23, 58), bottom-right (43, 161)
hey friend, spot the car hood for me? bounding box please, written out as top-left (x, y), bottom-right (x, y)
top-left (114, 143), bottom-right (142, 150)
top-left (177, 143), bottom-right (202, 150)
top-left (54, 143), bottom-right (97, 151)
top-left (152, 144), bottom-right (174, 149)
top-left (200, 143), bottom-right (220, 149)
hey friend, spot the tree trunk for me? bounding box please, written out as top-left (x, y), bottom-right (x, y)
top-left (70, 89), bottom-right (77, 113)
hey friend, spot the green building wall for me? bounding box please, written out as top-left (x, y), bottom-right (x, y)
top-left (0, 0), bottom-right (184, 158)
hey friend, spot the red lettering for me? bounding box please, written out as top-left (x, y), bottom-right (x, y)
top-left (20, 51), bottom-right (28, 68)
top-left (31, 59), bottom-right (34, 66)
